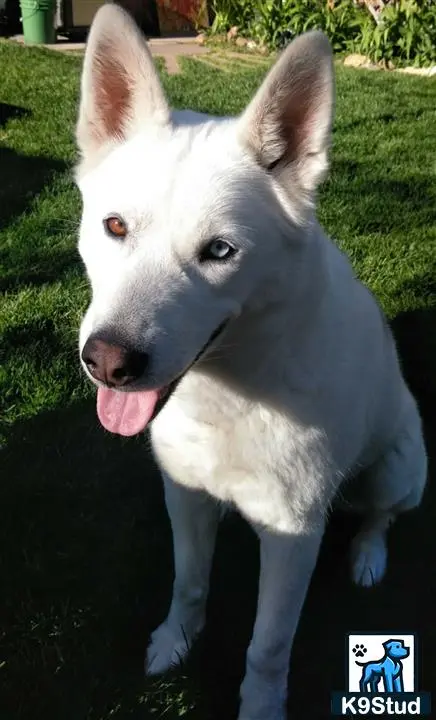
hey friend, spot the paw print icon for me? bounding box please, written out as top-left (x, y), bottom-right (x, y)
top-left (352, 644), bottom-right (367, 659)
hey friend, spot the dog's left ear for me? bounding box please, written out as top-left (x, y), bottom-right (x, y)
top-left (76, 4), bottom-right (170, 165)
top-left (238, 31), bottom-right (334, 207)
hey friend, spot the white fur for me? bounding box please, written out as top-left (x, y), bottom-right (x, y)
top-left (76, 7), bottom-right (427, 719)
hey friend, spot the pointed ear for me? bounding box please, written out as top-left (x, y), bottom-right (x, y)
top-left (76, 4), bottom-right (170, 164)
top-left (238, 31), bottom-right (334, 209)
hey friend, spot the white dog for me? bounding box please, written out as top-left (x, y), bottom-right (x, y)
top-left (76, 6), bottom-right (427, 718)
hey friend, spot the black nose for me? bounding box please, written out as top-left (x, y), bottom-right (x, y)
top-left (81, 335), bottom-right (149, 388)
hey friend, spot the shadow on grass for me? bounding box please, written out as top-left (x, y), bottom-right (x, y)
top-left (0, 235), bottom-right (80, 292)
top-left (0, 103), bottom-right (30, 127)
top-left (0, 142), bottom-right (80, 292)
top-left (1, 308), bottom-right (435, 719)
top-left (391, 306), bottom-right (436, 415)
top-left (0, 144), bottom-right (66, 232)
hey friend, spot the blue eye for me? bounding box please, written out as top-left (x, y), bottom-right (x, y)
top-left (200, 239), bottom-right (237, 262)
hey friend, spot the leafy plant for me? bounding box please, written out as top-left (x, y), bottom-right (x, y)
top-left (210, 0), bottom-right (366, 49)
top-left (210, 0), bottom-right (255, 34)
top-left (210, 0), bottom-right (436, 67)
top-left (358, 0), bottom-right (436, 66)
top-left (249, 0), bottom-right (296, 48)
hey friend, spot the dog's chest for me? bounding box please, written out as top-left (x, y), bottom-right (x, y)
top-left (150, 375), bottom-right (330, 530)
top-left (151, 380), bottom-right (267, 496)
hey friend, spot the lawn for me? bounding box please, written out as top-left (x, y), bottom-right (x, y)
top-left (1, 39), bottom-right (435, 720)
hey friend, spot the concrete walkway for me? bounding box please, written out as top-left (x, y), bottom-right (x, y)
top-left (10, 34), bottom-right (209, 74)
top-left (148, 37), bottom-right (209, 74)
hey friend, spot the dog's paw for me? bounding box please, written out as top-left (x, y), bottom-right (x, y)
top-left (238, 695), bottom-right (286, 720)
top-left (238, 665), bottom-right (286, 720)
top-left (352, 643), bottom-right (367, 658)
top-left (350, 531), bottom-right (387, 587)
top-left (146, 621), bottom-right (193, 675)
top-left (238, 711), bottom-right (285, 720)
top-left (238, 697), bottom-right (286, 720)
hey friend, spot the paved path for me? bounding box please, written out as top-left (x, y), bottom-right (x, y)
top-left (148, 37), bottom-right (209, 74)
top-left (10, 34), bottom-right (209, 74)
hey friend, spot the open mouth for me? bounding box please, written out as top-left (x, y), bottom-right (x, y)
top-left (96, 319), bottom-right (229, 436)
top-left (150, 319), bottom-right (229, 421)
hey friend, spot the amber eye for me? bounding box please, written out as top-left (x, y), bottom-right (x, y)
top-left (103, 214), bottom-right (127, 239)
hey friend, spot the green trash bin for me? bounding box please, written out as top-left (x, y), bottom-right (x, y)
top-left (20, 0), bottom-right (56, 44)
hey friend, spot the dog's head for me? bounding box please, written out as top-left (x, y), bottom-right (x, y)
top-left (383, 640), bottom-right (410, 659)
top-left (76, 5), bottom-right (334, 435)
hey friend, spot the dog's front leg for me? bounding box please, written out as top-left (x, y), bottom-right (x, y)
top-left (238, 520), bottom-right (324, 720)
top-left (147, 473), bottom-right (220, 675)
top-left (383, 671), bottom-right (395, 693)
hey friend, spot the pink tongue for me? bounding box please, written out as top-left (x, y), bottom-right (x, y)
top-left (97, 387), bottom-right (159, 436)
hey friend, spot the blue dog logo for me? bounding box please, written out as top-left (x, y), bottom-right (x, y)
top-left (355, 638), bottom-right (410, 693)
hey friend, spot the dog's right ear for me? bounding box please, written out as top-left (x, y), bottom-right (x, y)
top-left (76, 4), bottom-right (170, 167)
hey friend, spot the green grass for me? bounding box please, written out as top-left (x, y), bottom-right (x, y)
top-left (1, 40), bottom-right (436, 720)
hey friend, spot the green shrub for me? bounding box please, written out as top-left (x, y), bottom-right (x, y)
top-left (260, 0), bottom-right (363, 51)
top-left (210, 0), bottom-right (256, 34)
top-left (357, 0), bottom-right (436, 67)
top-left (209, 0), bottom-right (436, 67)
top-left (210, 0), bottom-right (364, 50)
